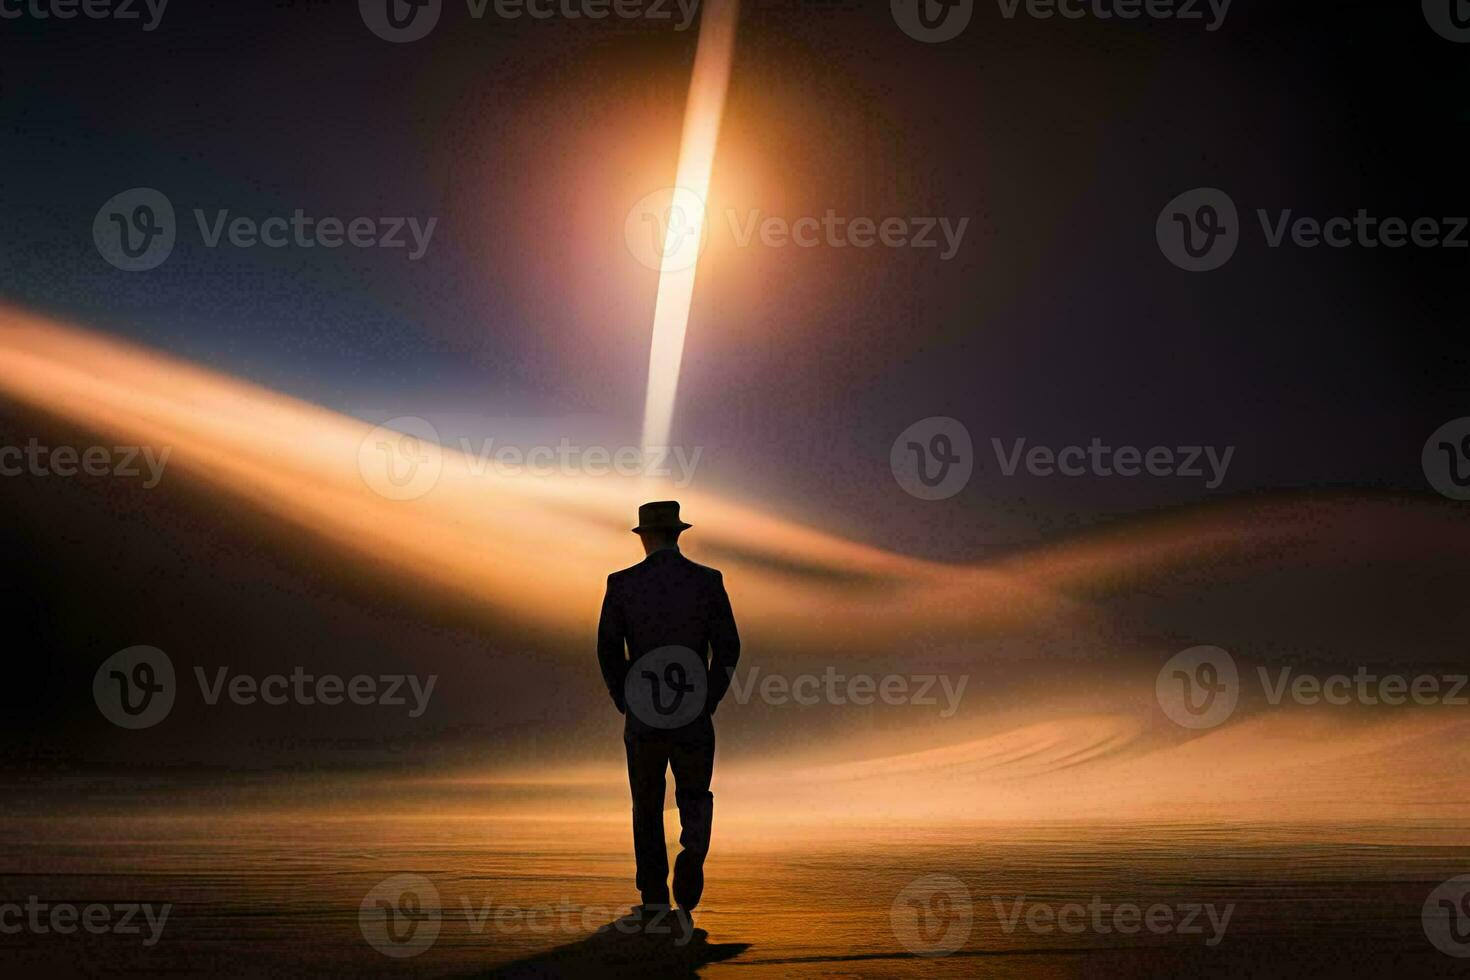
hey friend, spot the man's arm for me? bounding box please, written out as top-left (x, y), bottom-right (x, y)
top-left (707, 570), bottom-right (740, 711)
top-left (596, 575), bottom-right (627, 713)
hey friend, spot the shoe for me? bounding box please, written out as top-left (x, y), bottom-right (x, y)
top-left (672, 852), bottom-right (704, 910)
top-left (672, 907), bottom-right (696, 945)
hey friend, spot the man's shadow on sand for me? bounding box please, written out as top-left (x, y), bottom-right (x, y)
top-left (474, 913), bottom-right (749, 979)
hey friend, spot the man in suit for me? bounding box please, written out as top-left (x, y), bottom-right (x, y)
top-left (598, 500), bottom-right (740, 933)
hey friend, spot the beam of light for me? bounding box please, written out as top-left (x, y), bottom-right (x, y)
top-left (639, 0), bottom-right (740, 465)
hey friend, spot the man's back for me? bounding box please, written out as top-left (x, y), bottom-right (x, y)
top-left (598, 549), bottom-right (740, 732)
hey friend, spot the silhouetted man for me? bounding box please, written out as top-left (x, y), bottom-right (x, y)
top-left (598, 501), bottom-right (740, 934)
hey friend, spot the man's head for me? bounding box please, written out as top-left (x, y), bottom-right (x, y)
top-left (632, 500), bottom-right (691, 555)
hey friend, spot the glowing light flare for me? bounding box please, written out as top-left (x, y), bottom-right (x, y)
top-left (639, 0), bottom-right (740, 464)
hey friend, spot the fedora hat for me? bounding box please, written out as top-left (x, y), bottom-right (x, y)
top-left (632, 500), bottom-right (692, 534)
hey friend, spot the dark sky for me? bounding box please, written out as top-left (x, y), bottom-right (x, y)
top-left (1, 0), bottom-right (1466, 560)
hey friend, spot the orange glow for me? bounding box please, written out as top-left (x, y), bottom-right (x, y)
top-left (4, 304), bottom-right (1470, 826)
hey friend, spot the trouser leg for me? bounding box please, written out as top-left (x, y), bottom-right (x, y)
top-left (669, 718), bottom-right (715, 910)
top-left (624, 731), bottom-right (671, 905)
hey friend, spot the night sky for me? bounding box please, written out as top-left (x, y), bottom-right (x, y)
top-left (2, 1), bottom-right (1466, 559)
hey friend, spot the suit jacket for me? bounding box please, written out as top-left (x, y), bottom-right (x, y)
top-left (598, 548), bottom-right (740, 733)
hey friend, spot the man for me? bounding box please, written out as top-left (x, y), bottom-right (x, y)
top-left (598, 500), bottom-right (740, 935)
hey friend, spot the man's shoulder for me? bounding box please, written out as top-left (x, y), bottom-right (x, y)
top-left (607, 563), bottom-right (642, 583)
top-left (675, 554), bottom-right (724, 584)
top-left (687, 557), bottom-right (723, 579)
top-left (608, 552), bottom-right (722, 581)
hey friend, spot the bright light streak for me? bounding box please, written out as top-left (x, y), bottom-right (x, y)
top-left (639, 0), bottom-right (739, 463)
